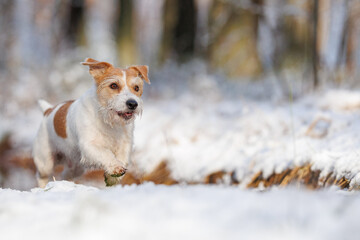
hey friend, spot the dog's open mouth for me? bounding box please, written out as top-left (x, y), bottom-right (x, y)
top-left (117, 111), bottom-right (135, 120)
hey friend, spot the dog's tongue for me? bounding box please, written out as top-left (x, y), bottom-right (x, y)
top-left (125, 112), bottom-right (133, 116)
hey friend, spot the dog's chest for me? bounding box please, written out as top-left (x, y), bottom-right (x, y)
top-left (94, 125), bottom-right (133, 154)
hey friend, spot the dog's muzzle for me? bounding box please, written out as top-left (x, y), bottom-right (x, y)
top-left (116, 99), bottom-right (138, 120)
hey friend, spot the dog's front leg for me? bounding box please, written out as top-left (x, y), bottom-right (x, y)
top-left (80, 142), bottom-right (127, 186)
top-left (103, 140), bottom-right (133, 186)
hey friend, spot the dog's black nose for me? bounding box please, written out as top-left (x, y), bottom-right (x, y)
top-left (126, 99), bottom-right (138, 110)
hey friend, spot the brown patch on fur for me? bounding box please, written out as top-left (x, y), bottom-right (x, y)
top-left (44, 107), bottom-right (54, 116)
top-left (81, 169), bottom-right (105, 182)
top-left (82, 58), bottom-right (129, 87)
top-left (53, 100), bottom-right (74, 138)
top-left (91, 65), bottom-right (149, 107)
top-left (128, 65), bottom-right (150, 84)
top-left (94, 67), bottom-right (124, 86)
top-left (81, 59), bottom-right (150, 103)
top-left (125, 68), bottom-right (144, 97)
top-left (96, 72), bottom-right (126, 108)
top-left (95, 72), bottom-right (126, 112)
top-left (81, 58), bottom-right (114, 84)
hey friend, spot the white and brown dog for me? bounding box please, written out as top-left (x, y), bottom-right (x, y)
top-left (33, 58), bottom-right (150, 187)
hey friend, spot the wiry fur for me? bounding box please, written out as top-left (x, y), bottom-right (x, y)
top-left (32, 58), bottom-right (150, 187)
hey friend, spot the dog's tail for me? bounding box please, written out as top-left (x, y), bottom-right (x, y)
top-left (37, 99), bottom-right (53, 113)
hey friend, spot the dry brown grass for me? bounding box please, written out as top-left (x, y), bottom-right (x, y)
top-left (120, 161), bottom-right (178, 186)
top-left (305, 117), bottom-right (331, 138)
top-left (204, 171), bottom-right (227, 184)
top-left (246, 164), bottom-right (350, 190)
top-left (76, 161), bottom-right (178, 187)
top-left (204, 170), bottom-right (239, 185)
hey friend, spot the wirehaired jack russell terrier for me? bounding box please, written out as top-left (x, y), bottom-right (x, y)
top-left (33, 58), bottom-right (150, 187)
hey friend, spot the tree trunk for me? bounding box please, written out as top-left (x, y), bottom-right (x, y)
top-left (313, 0), bottom-right (319, 88)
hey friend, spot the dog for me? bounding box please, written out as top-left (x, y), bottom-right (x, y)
top-left (32, 58), bottom-right (150, 187)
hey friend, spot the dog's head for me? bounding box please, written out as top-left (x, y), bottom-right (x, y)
top-left (81, 58), bottom-right (150, 126)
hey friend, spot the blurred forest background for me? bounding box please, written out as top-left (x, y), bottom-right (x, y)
top-left (1, 0), bottom-right (360, 100)
top-left (2, 0), bottom-right (360, 189)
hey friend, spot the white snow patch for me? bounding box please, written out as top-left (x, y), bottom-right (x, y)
top-left (1, 181), bottom-right (360, 240)
top-left (318, 90), bottom-right (360, 111)
top-left (130, 89), bottom-right (360, 186)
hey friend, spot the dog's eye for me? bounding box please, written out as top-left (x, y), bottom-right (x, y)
top-left (134, 85), bottom-right (139, 92)
top-left (110, 83), bottom-right (119, 89)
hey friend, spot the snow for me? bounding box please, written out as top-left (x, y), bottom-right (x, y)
top-left (132, 87), bottom-right (360, 186)
top-left (1, 181), bottom-right (360, 240)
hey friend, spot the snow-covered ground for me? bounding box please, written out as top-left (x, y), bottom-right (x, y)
top-left (1, 181), bottom-right (359, 240)
top-left (132, 88), bottom-right (360, 188)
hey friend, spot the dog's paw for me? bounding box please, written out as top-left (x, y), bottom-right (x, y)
top-left (111, 166), bottom-right (127, 177)
top-left (104, 167), bottom-right (127, 187)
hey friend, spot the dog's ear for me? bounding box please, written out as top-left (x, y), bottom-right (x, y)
top-left (129, 65), bottom-right (150, 84)
top-left (81, 58), bottom-right (113, 83)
